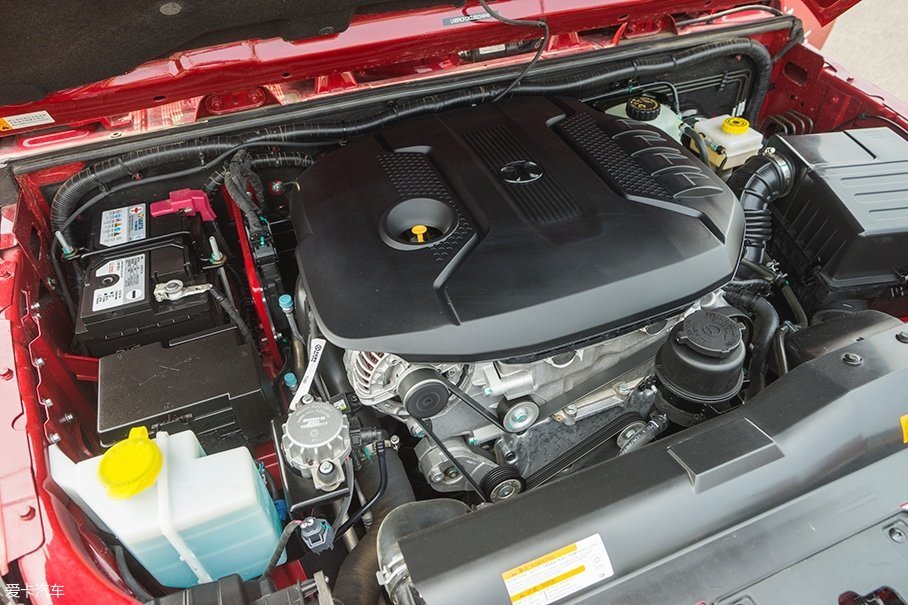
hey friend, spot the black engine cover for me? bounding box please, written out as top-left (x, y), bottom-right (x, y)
top-left (292, 97), bottom-right (743, 361)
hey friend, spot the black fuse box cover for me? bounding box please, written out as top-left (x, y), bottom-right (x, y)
top-left (770, 127), bottom-right (908, 303)
top-left (292, 97), bottom-right (744, 361)
top-left (75, 239), bottom-right (215, 357)
top-left (97, 327), bottom-right (274, 449)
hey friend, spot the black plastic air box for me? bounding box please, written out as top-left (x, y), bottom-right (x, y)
top-left (769, 127), bottom-right (908, 311)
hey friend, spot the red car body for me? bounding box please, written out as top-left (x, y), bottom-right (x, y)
top-left (0, 1), bottom-right (905, 603)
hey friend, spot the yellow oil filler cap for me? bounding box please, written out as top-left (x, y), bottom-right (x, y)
top-left (721, 116), bottom-right (750, 135)
top-left (411, 224), bottom-right (428, 243)
top-left (98, 426), bottom-right (162, 499)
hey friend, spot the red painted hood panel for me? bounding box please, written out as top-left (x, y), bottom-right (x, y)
top-left (0, 0), bottom-right (856, 137)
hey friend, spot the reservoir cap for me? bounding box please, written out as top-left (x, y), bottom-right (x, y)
top-left (626, 96), bottom-right (661, 121)
top-left (98, 426), bottom-right (162, 499)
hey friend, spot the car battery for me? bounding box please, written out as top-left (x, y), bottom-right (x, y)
top-left (97, 327), bottom-right (275, 450)
top-left (75, 189), bottom-right (220, 356)
top-left (82, 189), bottom-right (213, 258)
top-left (75, 239), bottom-right (216, 356)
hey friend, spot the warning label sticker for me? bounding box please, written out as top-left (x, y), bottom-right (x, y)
top-left (502, 535), bottom-right (614, 605)
top-left (99, 204), bottom-right (147, 247)
top-left (92, 254), bottom-right (146, 312)
top-left (0, 110), bottom-right (55, 131)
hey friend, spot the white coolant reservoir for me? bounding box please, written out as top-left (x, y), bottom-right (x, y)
top-left (693, 115), bottom-right (763, 170)
top-left (50, 428), bottom-right (284, 588)
top-left (606, 96), bottom-right (683, 141)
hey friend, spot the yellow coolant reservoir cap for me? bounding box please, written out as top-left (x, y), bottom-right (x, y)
top-left (98, 426), bottom-right (162, 499)
top-left (722, 116), bottom-right (750, 134)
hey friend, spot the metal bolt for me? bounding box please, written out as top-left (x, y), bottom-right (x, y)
top-left (564, 404), bottom-right (577, 416)
top-left (429, 471), bottom-right (444, 483)
top-left (842, 352), bottom-right (863, 366)
top-left (318, 461), bottom-right (334, 475)
top-left (498, 485), bottom-right (514, 498)
top-left (30, 301), bottom-right (41, 312)
top-left (512, 409), bottom-right (528, 423)
top-left (444, 466), bottom-right (460, 479)
top-left (159, 2), bottom-right (182, 16)
top-left (483, 386), bottom-right (494, 396)
top-left (897, 331), bottom-right (908, 344)
top-left (269, 181), bottom-right (285, 195)
top-left (60, 413), bottom-right (74, 423)
top-left (34, 358), bottom-right (45, 368)
top-left (410, 425), bottom-right (425, 438)
top-left (48, 433), bottom-right (61, 444)
top-left (467, 436), bottom-right (479, 445)
top-left (616, 382), bottom-right (632, 396)
top-left (889, 526), bottom-right (907, 543)
top-left (504, 451), bottom-right (518, 463)
top-left (389, 435), bottom-right (400, 449)
top-left (42, 398), bottom-right (54, 408)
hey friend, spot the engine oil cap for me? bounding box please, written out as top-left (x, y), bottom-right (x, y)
top-left (98, 426), bottom-right (163, 499)
top-left (677, 310), bottom-right (742, 358)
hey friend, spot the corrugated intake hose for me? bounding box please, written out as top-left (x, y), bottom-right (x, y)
top-left (724, 288), bottom-right (780, 399)
top-left (726, 151), bottom-right (793, 263)
top-left (50, 37), bottom-right (773, 241)
top-left (333, 447), bottom-right (415, 605)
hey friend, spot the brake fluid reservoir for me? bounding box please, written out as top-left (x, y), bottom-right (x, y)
top-left (606, 96), bottom-right (683, 141)
top-left (49, 428), bottom-right (284, 588)
top-left (693, 115), bottom-right (763, 169)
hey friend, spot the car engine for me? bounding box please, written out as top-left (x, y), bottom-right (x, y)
top-left (290, 96), bottom-right (744, 497)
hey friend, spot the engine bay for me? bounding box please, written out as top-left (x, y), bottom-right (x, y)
top-left (5, 16), bottom-right (908, 605)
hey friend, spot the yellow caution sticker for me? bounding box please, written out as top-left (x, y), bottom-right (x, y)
top-left (502, 535), bottom-right (613, 605)
top-left (900, 414), bottom-right (908, 443)
top-left (0, 110), bottom-right (55, 131)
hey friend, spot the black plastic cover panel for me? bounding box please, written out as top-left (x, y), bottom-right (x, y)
top-left (771, 127), bottom-right (908, 291)
top-left (292, 97), bottom-right (743, 360)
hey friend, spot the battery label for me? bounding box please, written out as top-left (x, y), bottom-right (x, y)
top-left (502, 535), bottom-right (614, 605)
top-left (99, 204), bottom-right (147, 247)
top-left (92, 254), bottom-right (146, 311)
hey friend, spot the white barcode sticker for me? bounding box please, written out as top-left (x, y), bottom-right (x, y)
top-left (290, 338), bottom-right (326, 408)
top-left (0, 110), bottom-right (55, 131)
top-left (99, 204), bottom-right (147, 247)
top-left (91, 254), bottom-right (146, 311)
top-left (502, 535), bottom-right (614, 605)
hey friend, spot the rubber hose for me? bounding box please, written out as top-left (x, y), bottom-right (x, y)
top-left (51, 137), bottom-right (245, 239)
top-left (202, 152), bottom-right (313, 196)
top-left (724, 288), bottom-right (780, 398)
top-left (209, 286), bottom-right (256, 345)
top-left (727, 153), bottom-right (792, 263)
top-left (333, 448), bottom-right (415, 605)
top-left (515, 38), bottom-right (772, 123)
top-left (774, 324), bottom-right (791, 376)
top-left (618, 413), bottom-right (669, 456)
top-left (51, 38), bottom-right (772, 239)
top-left (682, 124), bottom-right (711, 167)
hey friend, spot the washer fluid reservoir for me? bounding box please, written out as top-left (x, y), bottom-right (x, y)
top-left (49, 428), bottom-right (284, 588)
